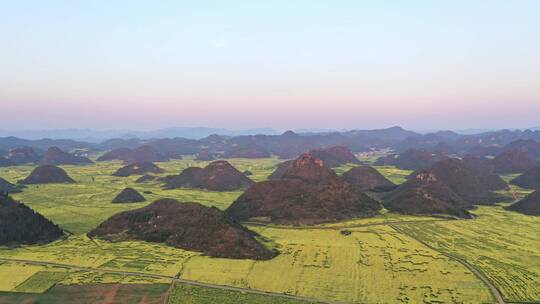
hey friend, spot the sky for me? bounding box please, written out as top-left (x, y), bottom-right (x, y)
top-left (1, 0), bottom-right (539, 131)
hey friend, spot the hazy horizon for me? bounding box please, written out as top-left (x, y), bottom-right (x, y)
top-left (1, 125), bottom-right (540, 140)
top-left (2, 1), bottom-right (539, 131)
top-left (1, 125), bottom-right (540, 132)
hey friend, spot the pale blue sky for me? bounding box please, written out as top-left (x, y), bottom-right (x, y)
top-left (1, 1), bottom-right (539, 130)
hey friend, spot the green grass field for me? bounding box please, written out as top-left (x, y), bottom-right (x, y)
top-left (14, 271), bottom-right (69, 293)
top-left (374, 166), bottom-right (413, 184)
top-left (0, 158), bottom-right (539, 303)
top-left (1, 158), bottom-right (279, 234)
top-left (333, 163), bottom-right (412, 185)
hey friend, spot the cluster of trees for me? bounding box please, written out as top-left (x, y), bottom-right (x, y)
top-left (0, 194), bottom-right (64, 246)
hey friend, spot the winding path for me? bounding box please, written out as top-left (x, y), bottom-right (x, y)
top-left (389, 224), bottom-right (506, 304)
top-left (0, 215), bottom-right (510, 304)
top-left (244, 218), bottom-right (455, 230)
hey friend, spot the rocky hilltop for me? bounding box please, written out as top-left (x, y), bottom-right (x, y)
top-left (511, 167), bottom-right (540, 189)
top-left (374, 149), bottom-right (449, 170)
top-left (309, 146), bottom-right (360, 167)
top-left (506, 190), bottom-right (540, 216)
top-left (342, 165), bottom-right (396, 192)
top-left (492, 149), bottom-right (538, 173)
top-left (267, 160), bottom-right (293, 180)
top-left (113, 162), bottom-right (164, 177)
top-left (39, 147), bottom-right (93, 166)
top-left (383, 171), bottom-right (471, 218)
top-left (0, 147), bottom-right (40, 167)
top-left (112, 188), bottom-right (146, 203)
top-left (223, 145), bottom-right (271, 158)
top-left (89, 199), bottom-right (276, 259)
top-left (0, 177), bottom-right (22, 193)
top-left (195, 150), bottom-right (217, 161)
top-left (135, 174), bottom-right (157, 183)
top-left (97, 146), bottom-right (169, 164)
top-left (21, 165), bottom-right (76, 184)
top-left (162, 161), bottom-right (253, 191)
top-left (226, 153), bottom-right (381, 224)
top-left (382, 158), bottom-right (508, 217)
top-left (411, 158), bottom-right (508, 204)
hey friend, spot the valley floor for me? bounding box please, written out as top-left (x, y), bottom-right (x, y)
top-left (0, 158), bottom-right (538, 303)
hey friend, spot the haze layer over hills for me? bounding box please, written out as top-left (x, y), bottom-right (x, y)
top-left (3, 127), bottom-right (540, 163)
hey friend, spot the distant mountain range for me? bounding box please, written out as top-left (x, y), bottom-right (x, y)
top-left (2, 126), bottom-right (540, 162)
top-left (2, 127), bottom-right (539, 142)
top-left (0, 127), bottom-right (279, 142)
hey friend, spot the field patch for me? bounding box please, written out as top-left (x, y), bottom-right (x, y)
top-left (398, 205), bottom-right (540, 303)
top-left (0, 235), bottom-right (196, 277)
top-left (0, 263), bottom-right (43, 292)
top-left (168, 283), bottom-right (316, 304)
top-left (14, 270), bottom-right (69, 293)
top-left (60, 271), bottom-right (170, 285)
top-left (0, 283), bottom-right (169, 304)
top-left (4, 159), bottom-right (257, 234)
top-left (180, 225), bottom-right (492, 303)
top-left (373, 166), bottom-right (413, 184)
top-left (1, 158), bottom-right (538, 303)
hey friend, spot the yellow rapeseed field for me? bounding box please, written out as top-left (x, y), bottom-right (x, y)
top-left (0, 158), bottom-right (538, 303)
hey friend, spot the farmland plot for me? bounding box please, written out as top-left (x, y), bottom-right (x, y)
top-left (373, 166), bottom-right (413, 185)
top-left (0, 283), bottom-right (169, 304)
top-left (14, 271), bottom-right (69, 293)
top-left (398, 205), bottom-right (540, 303)
top-left (0, 263), bottom-right (44, 292)
top-left (0, 158), bottom-right (537, 303)
top-left (181, 226), bottom-right (492, 303)
top-left (168, 283), bottom-right (316, 304)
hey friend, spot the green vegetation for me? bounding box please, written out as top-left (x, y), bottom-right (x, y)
top-left (333, 163), bottom-right (411, 185)
top-left (14, 271), bottom-right (69, 293)
top-left (168, 283), bottom-right (316, 304)
top-left (0, 157), bottom-right (538, 303)
top-left (1, 159), bottom-right (268, 234)
top-left (499, 173), bottom-right (521, 183)
top-left (332, 163), bottom-right (360, 175)
top-left (0, 263), bottom-right (43, 291)
top-left (373, 166), bottom-right (413, 184)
